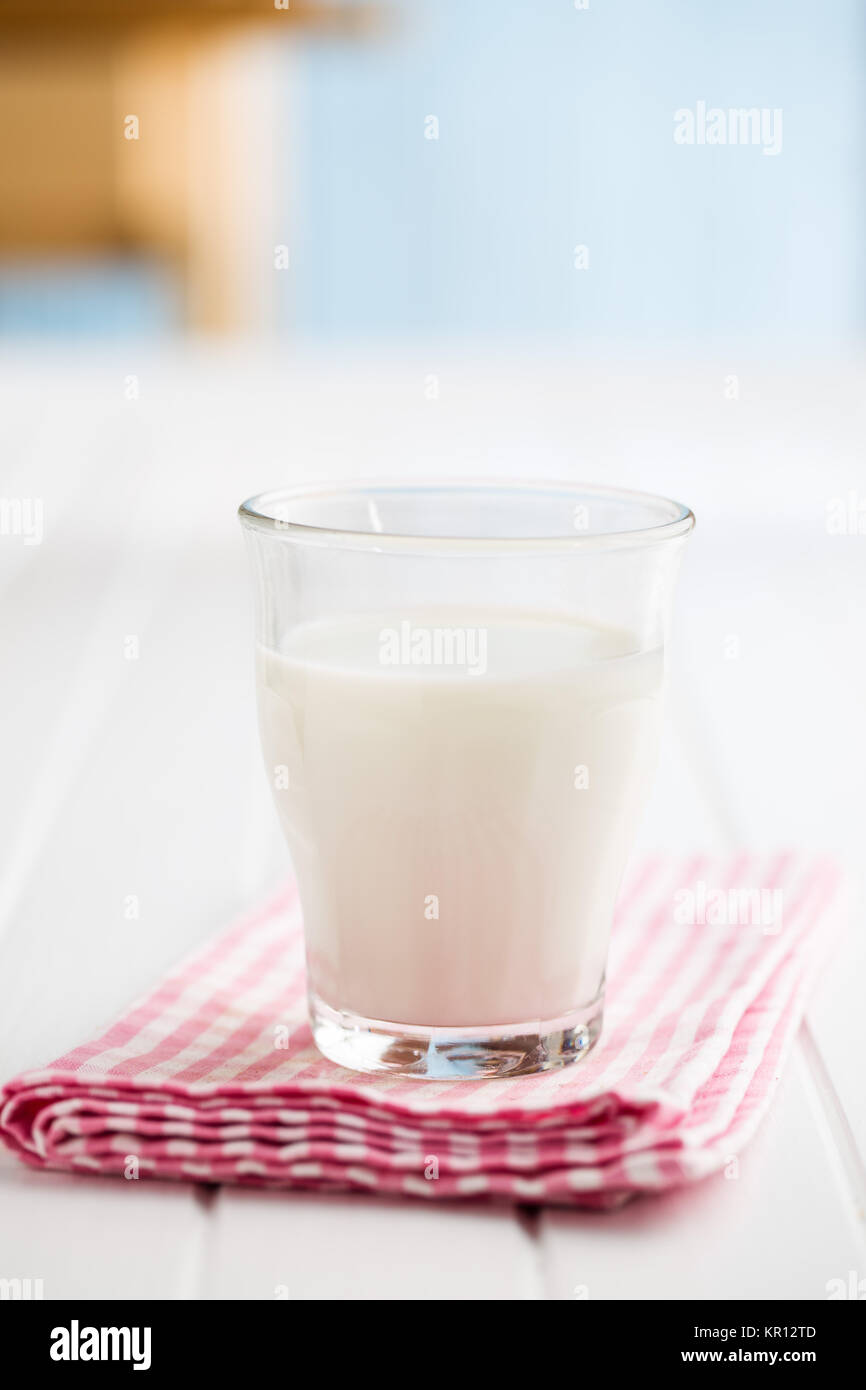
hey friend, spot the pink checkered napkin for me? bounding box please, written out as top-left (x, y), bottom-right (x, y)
top-left (0, 854), bottom-right (843, 1208)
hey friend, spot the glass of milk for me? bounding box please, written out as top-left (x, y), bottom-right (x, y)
top-left (239, 481), bottom-right (694, 1079)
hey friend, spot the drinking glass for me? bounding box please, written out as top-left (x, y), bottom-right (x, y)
top-left (239, 480), bottom-right (694, 1079)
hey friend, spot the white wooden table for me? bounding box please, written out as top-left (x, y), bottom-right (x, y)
top-left (1, 348), bottom-right (864, 1300)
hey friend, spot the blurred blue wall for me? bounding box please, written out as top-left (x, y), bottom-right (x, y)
top-left (289, 0), bottom-right (864, 351)
top-left (0, 260), bottom-right (178, 337)
top-left (1, 0), bottom-right (861, 348)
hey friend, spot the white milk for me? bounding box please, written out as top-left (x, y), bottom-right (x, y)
top-left (257, 610), bottom-right (664, 1028)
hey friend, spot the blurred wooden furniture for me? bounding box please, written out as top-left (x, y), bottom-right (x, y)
top-left (0, 2), bottom-right (377, 331)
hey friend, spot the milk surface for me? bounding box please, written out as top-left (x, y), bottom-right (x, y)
top-left (257, 610), bottom-right (664, 1028)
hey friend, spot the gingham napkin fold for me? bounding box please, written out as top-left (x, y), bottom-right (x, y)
top-left (0, 853), bottom-right (843, 1207)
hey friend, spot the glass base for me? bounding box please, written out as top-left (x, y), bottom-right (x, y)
top-left (309, 991), bottom-right (604, 1079)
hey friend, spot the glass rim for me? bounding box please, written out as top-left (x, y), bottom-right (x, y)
top-left (238, 478), bottom-right (696, 554)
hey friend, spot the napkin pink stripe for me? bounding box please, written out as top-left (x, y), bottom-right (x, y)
top-left (0, 854), bottom-right (843, 1207)
top-left (660, 858), bottom-right (828, 1097)
top-left (106, 932), bottom-right (293, 1079)
top-left (53, 888), bottom-right (297, 1072)
top-left (630, 851), bottom-right (789, 1089)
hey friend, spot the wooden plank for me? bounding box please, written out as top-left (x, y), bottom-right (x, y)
top-left (0, 393), bottom-right (219, 1298)
top-left (538, 571), bottom-right (866, 1296)
top-left (0, 534), bottom-right (285, 1075)
top-left (540, 1049), bottom-right (865, 1300)
top-left (673, 525), bottom-right (866, 1167)
top-left (205, 1187), bottom-right (542, 1301)
top-left (0, 1150), bottom-right (209, 1301)
top-left (2, 355), bottom-right (863, 1300)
